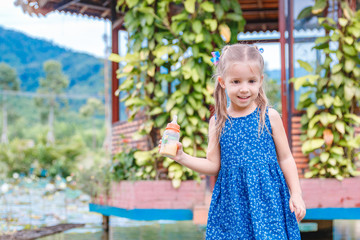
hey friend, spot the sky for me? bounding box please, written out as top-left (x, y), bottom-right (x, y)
top-left (0, 0), bottom-right (110, 58)
top-left (0, 0), bottom-right (318, 70)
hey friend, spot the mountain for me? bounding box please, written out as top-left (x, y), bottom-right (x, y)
top-left (0, 25), bottom-right (104, 95)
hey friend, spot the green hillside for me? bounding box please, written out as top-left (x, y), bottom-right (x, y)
top-left (0, 25), bottom-right (104, 95)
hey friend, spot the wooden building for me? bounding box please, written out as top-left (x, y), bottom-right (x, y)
top-left (18, 0), bottom-right (360, 226)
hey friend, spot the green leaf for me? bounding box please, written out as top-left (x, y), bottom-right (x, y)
top-left (307, 104), bottom-right (318, 119)
top-left (293, 76), bottom-right (307, 91)
top-left (149, 107), bottom-right (163, 116)
top-left (344, 36), bottom-right (354, 45)
top-left (344, 59), bottom-right (356, 73)
top-left (330, 146), bottom-right (344, 155)
top-left (333, 96), bottom-right (343, 107)
top-left (331, 63), bottom-right (343, 74)
top-left (335, 121), bottom-right (345, 134)
top-left (109, 53), bottom-right (122, 63)
top-left (320, 152), bottom-right (330, 162)
top-left (192, 20), bottom-right (202, 34)
top-left (307, 127), bottom-right (318, 138)
top-left (304, 171), bottom-right (314, 178)
top-left (315, 36), bottom-right (330, 45)
top-left (338, 18), bottom-right (348, 27)
top-left (302, 139), bottom-right (325, 154)
top-left (312, 0), bottom-right (327, 14)
top-left (343, 45), bottom-right (357, 56)
top-left (297, 6), bottom-right (313, 19)
top-left (200, 2), bottom-right (215, 12)
top-left (126, 0), bottom-right (139, 8)
top-left (344, 84), bottom-right (356, 101)
top-left (184, 0), bottom-right (196, 13)
top-left (166, 99), bottom-right (176, 112)
top-left (155, 114), bottom-right (168, 127)
top-left (322, 94), bottom-right (334, 108)
top-left (309, 115), bottom-right (320, 129)
top-left (172, 179), bottom-right (181, 189)
top-left (331, 74), bottom-right (343, 88)
top-left (204, 19), bottom-right (217, 32)
top-left (214, 3), bottom-right (224, 20)
top-left (344, 114), bottom-right (360, 124)
top-left (182, 137), bottom-right (192, 148)
top-left (297, 60), bottom-right (313, 73)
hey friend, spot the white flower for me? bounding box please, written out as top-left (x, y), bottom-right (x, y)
top-left (58, 182), bottom-right (67, 190)
top-left (45, 183), bottom-right (55, 192)
top-left (13, 172), bottom-right (19, 179)
top-left (66, 176), bottom-right (72, 182)
top-left (1, 183), bottom-right (9, 193)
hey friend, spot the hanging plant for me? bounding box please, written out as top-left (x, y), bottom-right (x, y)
top-left (110, 0), bottom-right (245, 187)
top-left (292, 1), bottom-right (360, 180)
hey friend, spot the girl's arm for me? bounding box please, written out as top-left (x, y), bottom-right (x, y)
top-left (269, 108), bottom-right (302, 194)
top-left (160, 116), bottom-right (221, 176)
top-left (268, 108), bottom-right (306, 221)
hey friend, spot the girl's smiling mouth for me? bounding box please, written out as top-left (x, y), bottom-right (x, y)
top-left (238, 96), bottom-right (250, 99)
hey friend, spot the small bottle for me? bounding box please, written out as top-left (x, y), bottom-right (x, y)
top-left (159, 115), bottom-right (180, 158)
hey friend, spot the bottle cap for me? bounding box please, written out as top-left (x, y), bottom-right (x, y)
top-left (166, 115), bottom-right (180, 132)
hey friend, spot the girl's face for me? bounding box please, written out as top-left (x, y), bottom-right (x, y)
top-left (219, 62), bottom-right (263, 112)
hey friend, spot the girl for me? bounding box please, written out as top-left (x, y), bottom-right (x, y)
top-left (161, 43), bottom-right (306, 239)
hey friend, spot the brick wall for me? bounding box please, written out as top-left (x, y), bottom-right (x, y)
top-left (112, 117), bottom-right (150, 154)
top-left (93, 180), bottom-right (206, 210)
top-left (291, 116), bottom-right (308, 178)
top-left (301, 177), bottom-right (360, 208)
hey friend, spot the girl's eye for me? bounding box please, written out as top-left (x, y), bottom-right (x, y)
top-left (249, 79), bottom-right (256, 83)
top-left (233, 80), bottom-right (240, 84)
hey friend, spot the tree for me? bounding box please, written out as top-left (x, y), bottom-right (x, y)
top-left (80, 97), bottom-right (104, 148)
top-left (35, 60), bottom-right (69, 143)
top-left (0, 63), bottom-right (20, 144)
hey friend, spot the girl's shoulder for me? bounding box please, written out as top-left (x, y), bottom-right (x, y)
top-left (267, 107), bottom-right (283, 129)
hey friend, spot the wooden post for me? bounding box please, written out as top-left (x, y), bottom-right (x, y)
top-left (279, 0), bottom-right (288, 136)
top-left (102, 214), bottom-right (110, 232)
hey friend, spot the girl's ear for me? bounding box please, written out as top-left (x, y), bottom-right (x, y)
top-left (260, 74), bottom-right (264, 86)
top-left (218, 76), bottom-right (225, 88)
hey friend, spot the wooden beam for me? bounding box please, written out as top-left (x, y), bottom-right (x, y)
top-left (54, 0), bottom-right (80, 11)
top-left (75, 2), bottom-right (109, 11)
top-left (79, 5), bottom-right (88, 13)
top-left (279, 0), bottom-right (289, 136)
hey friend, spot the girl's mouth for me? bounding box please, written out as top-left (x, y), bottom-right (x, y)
top-left (238, 96), bottom-right (250, 100)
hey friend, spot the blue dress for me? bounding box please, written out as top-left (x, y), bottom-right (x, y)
top-left (206, 107), bottom-right (301, 239)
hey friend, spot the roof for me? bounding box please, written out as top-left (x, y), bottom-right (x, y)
top-left (15, 0), bottom-right (279, 32)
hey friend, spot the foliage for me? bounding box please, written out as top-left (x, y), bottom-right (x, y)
top-left (0, 136), bottom-right (85, 178)
top-left (80, 98), bottom-right (104, 118)
top-left (110, 0), bottom-right (245, 185)
top-left (35, 60), bottom-right (69, 123)
top-left (111, 148), bottom-right (140, 181)
top-left (110, 142), bottom-right (200, 188)
top-left (0, 62), bottom-right (20, 91)
top-left (291, 1), bottom-right (360, 180)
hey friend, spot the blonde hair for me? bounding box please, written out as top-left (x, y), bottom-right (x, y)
top-left (213, 43), bottom-right (269, 141)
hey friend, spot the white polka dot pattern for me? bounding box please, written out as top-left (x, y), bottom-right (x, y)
top-left (206, 107), bottom-right (301, 239)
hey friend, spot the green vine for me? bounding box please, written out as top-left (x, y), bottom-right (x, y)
top-left (110, 0), bottom-right (244, 187)
top-left (292, 1), bottom-right (360, 180)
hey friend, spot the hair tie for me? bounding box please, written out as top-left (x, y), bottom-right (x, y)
top-left (258, 48), bottom-right (264, 54)
top-left (211, 51), bottom-right (220, 65)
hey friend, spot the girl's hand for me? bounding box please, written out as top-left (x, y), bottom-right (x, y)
top-left (289, 193), bottom-right (306, 222)
top-left (158, 140), bottom-right (184, 163)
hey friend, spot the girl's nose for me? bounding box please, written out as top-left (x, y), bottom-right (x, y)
top-left (239, 86), bottom-right (249, 93)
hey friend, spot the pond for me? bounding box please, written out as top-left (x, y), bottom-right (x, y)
top-left (1, 178), bottom-right (359, 240)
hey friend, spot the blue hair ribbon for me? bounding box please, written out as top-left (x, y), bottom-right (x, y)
top-left (211, 51), bottom-right (220, 65)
